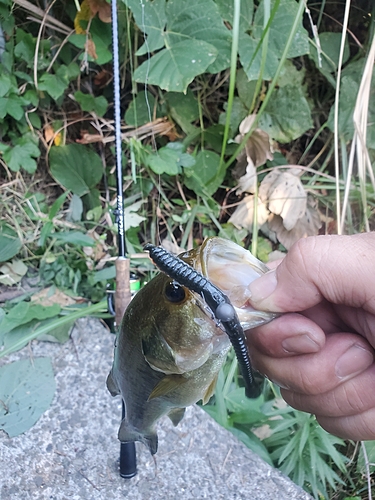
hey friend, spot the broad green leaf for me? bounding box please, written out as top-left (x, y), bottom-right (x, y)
top-left (259, 85), bottom-right (313, 143)
top-left (124, 91), bottom-right (158, 126)
top-left (327, 58), bottom-right (375, 147)
top-left (67, 194), bottom-right (83, 222)
top-left (14, 30), bottom-right (36, 65)
top-left (215, 0), bottom-right (254, 32)
top-left (0, 72), bottom-right (13, 96)
top-left (68, 18), bottom-right (112, 65)
top-left (127, 0), bottom-right (232, 90)
top-left (49, 144), bottom-right (103, 196)
top-left (0, 301), bottom-right (61, 336)
top-left (49, 192), bottom-right (68, 220)
top-left (184, 150), bottom-right (224, 196)
top-left (0, 358), bottom-right (56, 437)
top-left (54, 231), bottom-right (95, 246)
top-left (236, 68), bottom-right (257, 107)
top-left (0, 225), bottom-right (22, 262)
top-left (238, 33), bottom-right (280, 81)
top-left (134, 39), bottom-right (217, 92)
top-left (219, 96), bottom-right (248, 134)
top-left (2, 140), bottom-right (40, 173)
top-left (38, 64), bottom-right (73, 101)
top-left (253, 0), bottom-right (309, 59)
top-left (123, 0), bottom-right (167, 56)
top-left (165, 0), bottom-right (231, 74)
top-left (147, 147), bottom-right (181, 175)
top-left (165, 90), bottom-right (199, 133)
top-left (0, 95), bottom-right (24, 120)
top-left (146, 143), bottom-right (195, 174)
top-left (74, 91), bottom-right (108, 117)
top-left (124, 200), bottom-right (147, 231)
top-left (93, 266), bottom-right (116, 283)
top-left (309, 32), bottom-right (350, 80)
top-left (38, 221), bottom-right (53, 247)
top-left (34, 320), bottom-right (74, 344)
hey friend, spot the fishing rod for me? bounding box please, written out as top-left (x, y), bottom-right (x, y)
top-left (111, 0), bottom-right (137, 478)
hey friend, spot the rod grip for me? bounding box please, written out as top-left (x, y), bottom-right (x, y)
top-left (115, 257), bottom-right (131, 328)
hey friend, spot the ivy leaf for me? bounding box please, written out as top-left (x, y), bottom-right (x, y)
top-left (0, 358), bottom-right (56, 437)
top-left (1, 138), bottom-right (40, 173)
top-left (49, 144), bottom-right (103, 196)
top-left (74, 91), bottom-right (108, 116)
top-left (39, 70), bottom-right (68, 101)
top-left (184, 150), bottom-right (224, 196)
top-left (0, 95), bottom-right (25, 120)
top-left (147, 147), bottom-right (181, 175)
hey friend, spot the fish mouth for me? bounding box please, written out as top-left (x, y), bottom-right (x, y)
top-left (184, 237), bottom-right (278, 331)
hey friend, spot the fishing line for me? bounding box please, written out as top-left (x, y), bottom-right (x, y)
top-left (138, 0), bottom-right (162, 245)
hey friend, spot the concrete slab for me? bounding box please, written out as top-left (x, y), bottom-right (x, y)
top-left (0, 317), bottom-right (312, 500)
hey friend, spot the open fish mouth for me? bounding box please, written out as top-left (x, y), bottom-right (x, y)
top-left (145, 238), bottom-right (279, 398)
top-left (181, 237), bottom-right (279, 331)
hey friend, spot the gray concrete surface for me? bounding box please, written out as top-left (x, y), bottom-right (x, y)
top-left (0, 317), bottom-right (312, 500)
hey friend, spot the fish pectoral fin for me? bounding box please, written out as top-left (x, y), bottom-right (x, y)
top-left (106, 370), bottom-right (120, 396)
top-left (118, 419), bottom-right (158, 455)
top-left (202, 374), bottom-right (218, 405)
top-left (142, 331), bottom-right (183, 374)
top-left (148, 374), bottom-right (186, 401)
top-left (167, 407), bottom-right (186, 427)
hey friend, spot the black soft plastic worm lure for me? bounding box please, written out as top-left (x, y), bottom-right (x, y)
top-left (144, 244), bottom-right (261, 398)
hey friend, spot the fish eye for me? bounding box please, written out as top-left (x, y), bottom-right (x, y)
top-left (164, 281), bottom-right (186, 303)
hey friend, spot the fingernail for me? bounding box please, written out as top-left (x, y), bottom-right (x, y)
top-left (335, 344), bottom-right (373, 378)
top-left (248, 270), bottom-right (278, 303)
top-left (282, 334), bottom-right (320, 354)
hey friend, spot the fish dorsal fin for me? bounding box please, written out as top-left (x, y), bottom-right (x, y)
top-left (202, 374), bottom-right (218, 405)
top-left (148, 374), bottom-right (186, 401)
top-left (167, 407), bottom-right (186, 426)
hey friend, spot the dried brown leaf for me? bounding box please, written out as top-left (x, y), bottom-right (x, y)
top-left (31, 287), bottom-right (77, 307)
top-left (267, 196), bottom-right (322, 249)
top-left (87, 0), bottom-right (112, 23)
top-left (259, 169), bottom-right (306, 231)
top-left (228, 195), bottom-right (269, 232)
top-left (85, 39), bottom-right (98, 59)
top-left (236, 159), bottom-right (257, 194)
top-left (237, 114), bottom-right (273, 168)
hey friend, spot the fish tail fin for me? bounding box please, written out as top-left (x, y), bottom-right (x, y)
top-left (118, 419), bottom-right (158, 455)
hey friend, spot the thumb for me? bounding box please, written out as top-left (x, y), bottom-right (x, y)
top-left (248, 233), bottom-right (375, 313)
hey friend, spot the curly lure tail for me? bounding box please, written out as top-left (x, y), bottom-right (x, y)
top-left (144, 244), bottom-right (261, 398)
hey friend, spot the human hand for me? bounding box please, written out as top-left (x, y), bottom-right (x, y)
top-left (246, 232), bottom-right (375, 440)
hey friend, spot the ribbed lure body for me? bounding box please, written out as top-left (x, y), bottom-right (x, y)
top-left (144, 244), bottom-right (261, 398)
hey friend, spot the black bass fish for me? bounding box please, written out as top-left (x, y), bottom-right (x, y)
top-left (107, 237), bottom-right (278, 454)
